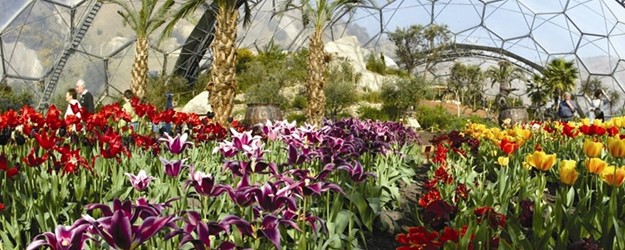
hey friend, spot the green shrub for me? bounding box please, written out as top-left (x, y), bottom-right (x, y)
top-left (142, 74), bottom-right (192, 110)
top-left (291, 96), bottom-right (307, 110)
top-left (325, 60), bottom-right (360, 119)
top-left (365, 53), bottom-right (387, 75)
top-left (245, 81), bottom-right (288, 108)
top-left (0, 83), bottom-right (33, 112)
top-left (361, 91), bottom-right (382, 103)
top-left (358, 106), bottom-right (389, 121)
top-left (416, 105), bottom-right (468, 132)
top-left (286, 113), bottom-right (307, 124)
top-left (380, 76), bottom-right (428, 120)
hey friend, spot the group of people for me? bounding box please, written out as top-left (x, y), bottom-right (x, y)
top-left (64, 79), bottom-right (94, 119)
top-left (557, 90), bottom-right (605, 123)
top-left (64, 79), bottom-right (138, 129)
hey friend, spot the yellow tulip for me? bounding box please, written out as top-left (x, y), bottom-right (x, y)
top-left (525, 151), bottom-right (557, 171)
top-left (584, 158), bottom-right (607, 174)
top-left (601, 166), bottom-right (625, 187)
top-left (559, 160), bottom-right (578, 185)
top-left (497, 156), bottom-right (509, 167)
top-left (582, 140), bottom-right (603, 158)
top-left (607, 136), bottom-right (625, 158)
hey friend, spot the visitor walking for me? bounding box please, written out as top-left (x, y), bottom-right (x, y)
top-left (75, 79), bottom-right (94, 114)
top-left (120, 90), bottom-right (140, 130)
top-left (64, 88), bottom-right (82, 119)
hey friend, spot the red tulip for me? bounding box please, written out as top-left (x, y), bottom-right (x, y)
top-left (22, 148), bottom-right (49, 167)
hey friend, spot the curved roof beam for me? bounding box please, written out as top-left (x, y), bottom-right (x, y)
top-left (418, 43), bottom-right (546, 74)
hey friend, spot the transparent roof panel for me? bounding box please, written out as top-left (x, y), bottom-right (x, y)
top-left (1, 0), bottom-right (625, 106)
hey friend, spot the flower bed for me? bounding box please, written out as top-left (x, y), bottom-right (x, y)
top-left (398, 119), bottom-right (625, 249)
top-left (0, 103), bottom-right (422, 249)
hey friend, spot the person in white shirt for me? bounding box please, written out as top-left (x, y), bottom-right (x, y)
top-left (589, 90), bottom-right (604, 123)
top-left (65, 88), bottom-right (82, 119)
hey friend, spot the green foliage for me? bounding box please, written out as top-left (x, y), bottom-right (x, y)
top-left (237, 46), bottom-right (308, 105)
top-left (365, 53), bottom-right (387, 75)
top-left (379, 76), bottom-right (428, 120)
top-left (286, 113), bottom-right (307, 125)
top-left (358, 105), bottom-right (389, 121)
top-left (291, 96), bottom-right (307, 110)
top-left (360, 91), bottom-right (382, 103)
top-left (415, 105), bottom-right (467, 131)
top-left (446, 62), bottom-right (486, 110)
top-left (325, 60), bottom-right (361, 119)
top-left (142, 74), bottom-right (194, 110)
top-left (245, 81), bottom-right (289, 107)
top-left (387, 24), bottom-right (452, 73)
top-left (0, 84), bottom-right (34, 112)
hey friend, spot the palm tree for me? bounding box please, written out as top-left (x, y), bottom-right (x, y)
top-left (526, 73), bottom-right (550, 120)
top-left (485, 60), bottom-right (524, 108)
top-left (104, 0), bottom-right (207, 99)
top-left (543, 58), bottom-right (579, 106)
top-left (280, 0), bottom-right (365, 125)
top-left (207, 0), bottom-right (253, 126)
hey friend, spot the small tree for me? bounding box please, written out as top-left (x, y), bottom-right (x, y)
top-left (388, 24), bottom-right (452, 75)
top-left (447, 62), bottom-right (485, 111)
top-left (380, 76), bottom-right (428, 120)
top-left (324, 59), bottom-right (361, 119)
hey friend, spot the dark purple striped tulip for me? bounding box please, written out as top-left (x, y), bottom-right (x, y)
top-left (159, 157), bottom-right (187, 177)
top-left (159, 133), bottom-right (193, 154)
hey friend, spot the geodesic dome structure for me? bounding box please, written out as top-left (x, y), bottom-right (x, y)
top-left (2, 0), bottom-right (625, 113)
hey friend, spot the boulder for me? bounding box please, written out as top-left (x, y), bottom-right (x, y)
top-left (325, 36), bottom-right (398, 91)
top-left (181, 91), bottom-right (212, 115)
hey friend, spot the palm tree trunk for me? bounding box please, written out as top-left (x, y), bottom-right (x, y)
top-left (306, 28), bottom-right (326, 126)
top-left (131, 37), bottom-right (149, 99)
top-left (208, 5), bottom-right (239, 126)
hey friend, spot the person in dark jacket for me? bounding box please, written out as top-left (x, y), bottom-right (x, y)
top-left (75, 79), bottom-right (94, 114)
top-left (558, 92), bottom-right (577, 122)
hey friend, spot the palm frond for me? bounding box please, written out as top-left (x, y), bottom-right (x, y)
top-left (158, 0), bottom-right (204, 44)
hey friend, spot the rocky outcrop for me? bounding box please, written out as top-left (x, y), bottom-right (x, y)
top-left (181, 91), bottom-right (212, 115)
top-left (324, 36), bottom-right (398, 91)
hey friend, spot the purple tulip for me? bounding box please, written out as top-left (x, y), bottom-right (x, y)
top-left (186, 167), bottom-right (233, 197)
top-left (250, 182), bottom-right (298, 213)
top-left (260, 214), bottom-right (301, 250)
top-left (170, 211), bottom-right (252, 249)
top-left (213, 140), bottom-right (238, 158)
top-left (159, 157), bottom-right (188, 177)
top-left (93, 210), bottom-right (176, 250)
top-left (159, 132), bottom-right (193, 154)
top-left (337, 161), bottom-right (376, 183)
top-left (223, 160), bottom-right (278, 177)
top-left (230, 128), bottom-right (261, 151)
top-left (27, 222), bottom-right (90, 250)
top-left (125, 170), bottom-right (155, 191)
top-left (260, 120), bottom-right (279, 141)
top-left (227, 174), bottom-right (258, 207)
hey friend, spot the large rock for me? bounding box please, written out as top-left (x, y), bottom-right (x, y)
top-left (324, 36), bottom-right (397, 91)
top-left (181, 91), bottom-right (212, 115)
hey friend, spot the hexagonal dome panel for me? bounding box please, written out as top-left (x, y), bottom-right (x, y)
top-left (1, 0), bottom-right (625, 112)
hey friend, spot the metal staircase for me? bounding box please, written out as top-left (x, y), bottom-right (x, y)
top-left (37, 1), bottom-right (103, 111)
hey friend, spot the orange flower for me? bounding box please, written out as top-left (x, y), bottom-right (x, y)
top-left (585, 158), bottom-right (607, 174)
top-left (582, 139), bottom-right (603, 158)
top-left (600, 166), bottom-right (625, 187)
top-left (525, 151), bottom-right (557, 171)
top-left (607, 136), bottom-right (625, 158)
top-left (500, 139), bottom-right (518, 155)
top-left (559, 160), bottom-right (578, 185)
